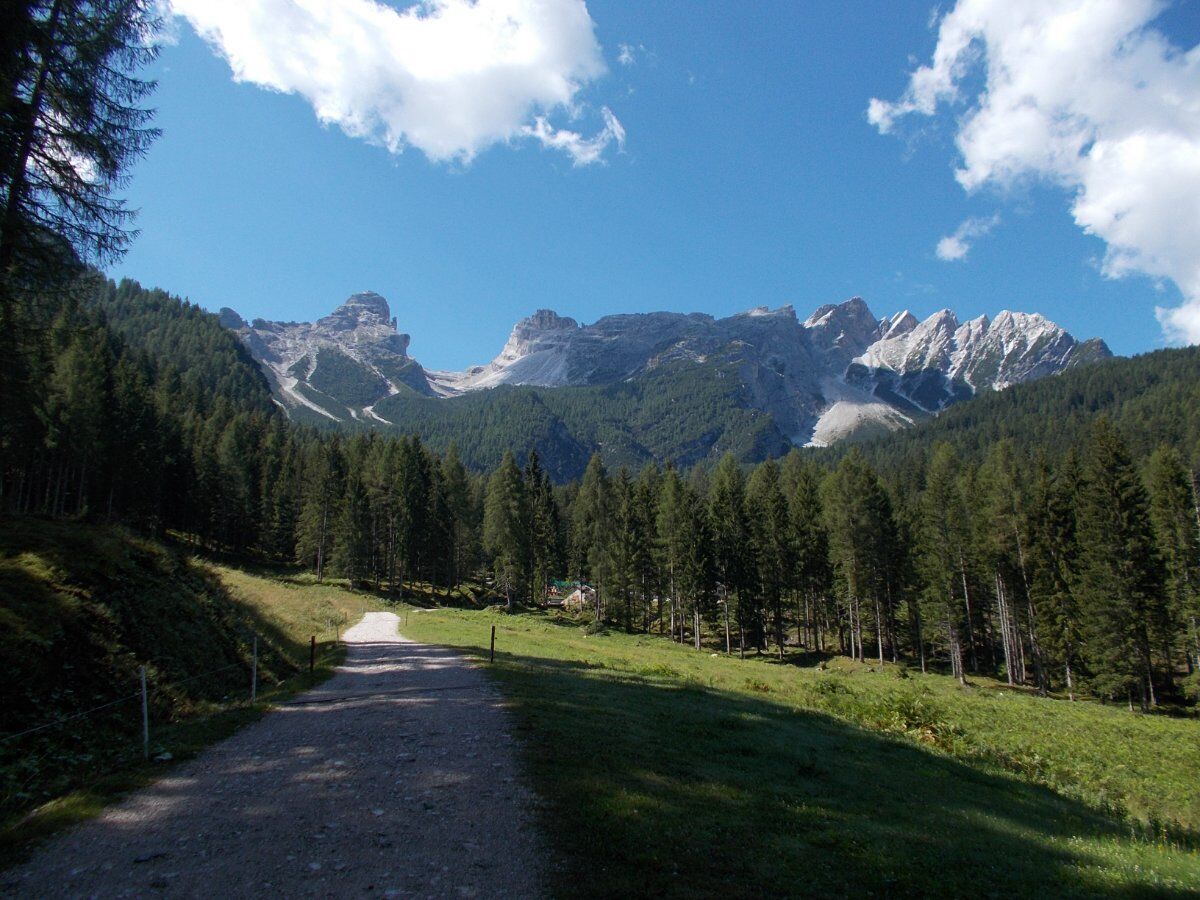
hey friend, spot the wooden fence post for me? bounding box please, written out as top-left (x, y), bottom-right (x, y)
top-left (310, 635), bottom-right (316, 674)
top-left (251, 635), bottom-right (258, 702)
top-left (490, 625), bottom-right (496, 663)
top-left (139, 666), bottom-right (149, 760)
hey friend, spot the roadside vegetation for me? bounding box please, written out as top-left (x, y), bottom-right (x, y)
top-left (0, 519), bottom-right (390, 860)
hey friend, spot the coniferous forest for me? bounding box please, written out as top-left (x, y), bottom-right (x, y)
top-left (1, 276), bottom-right (1197, 714)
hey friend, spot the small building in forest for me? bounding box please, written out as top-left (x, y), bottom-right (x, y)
top-left (546, 580), bottom-right (594, 610)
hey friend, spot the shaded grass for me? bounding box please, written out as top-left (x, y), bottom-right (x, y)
top-left (402, 607), bottom-right (1200, 897)
top-left (0, 521), bottom-right (396, 863)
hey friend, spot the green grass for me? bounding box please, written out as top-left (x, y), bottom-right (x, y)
top-left (7, 544), bottom-right (1198, 895)
top-left (0, 521), bottom-right (397, 863)
top-left (402, 607), bottom-right (1200, 897)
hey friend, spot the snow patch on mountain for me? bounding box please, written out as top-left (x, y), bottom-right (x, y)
top-left (225, 291), bottom-right (1111, 446)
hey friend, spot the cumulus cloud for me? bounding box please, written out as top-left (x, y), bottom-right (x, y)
top-left (170, 0), bottom-right (621, 166)
top-left (936, 214), bottom-right (999, 261)
top-left (868, 0), bottom-right (1200, 344)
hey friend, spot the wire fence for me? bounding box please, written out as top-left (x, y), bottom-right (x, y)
top-left (0, 627), bottom-right (346, 816)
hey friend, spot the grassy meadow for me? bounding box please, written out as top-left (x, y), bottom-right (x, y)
top-left (4, 534), bottom-right (1199, 895)
top-left (401, 605), bottom-right (1200, 897)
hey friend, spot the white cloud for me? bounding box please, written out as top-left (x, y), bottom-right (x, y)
top-left (936, 214), bottom-right (999, 261)
top-left (869, 0), bottom-right (1200, 344)
top-left (170, 0), bottom-right (621, 166)
top-left (523, 105), bottom-right (625, 166)
top-left (616, 42), bottom-right (648, 67)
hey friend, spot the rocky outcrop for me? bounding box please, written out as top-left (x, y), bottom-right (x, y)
top-left (224, 292), bottom-right (1111, 444)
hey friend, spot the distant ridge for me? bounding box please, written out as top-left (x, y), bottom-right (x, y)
top-left (221, 293), bottom-right (1110, 475)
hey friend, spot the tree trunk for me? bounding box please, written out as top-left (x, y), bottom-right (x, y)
top-left (724, 592), bottom-right (731, 655)
top-left (316, 499), bottom-right (328, 580)
top-left (874, 595), bottom-right (884, 665)
top-left (0, 0), bottom-right (64, 271)
top-left (958, 556), bottom-right (978, 672)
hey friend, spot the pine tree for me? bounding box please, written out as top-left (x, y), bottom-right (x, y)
top-left (0, 0), bottom-right (160, 295)
top-left (782, 450), bottom-right (831, 655)
top-left (1028, 450), bottom-right (1082, 699)
top-left (524, 449), bottom-right (560, 606)
top-left (1076, 419), bottom-right (1164, 709)
top-left (483, 451), bottom-right (526, 611)
top-left (822, 450), bottom-right (894, 665)
top-left (330, 474), bottom-right (372, 586)
top-left (708, 453), bottom-right (749, 654)
top-left (632, 463), bottom-right (662, 633)
top-left (296, 439), bottom-right (342, 580)
top-left (442, 443), bottom-right (478, 589)
top-left (657, 467), bottom-right (711, 649)
top-left (746, 458), bottom-right (791, 659)
top-left (978, 441), bottom-right (1042, 689)
top-left (1147, 444), bottom-right (1200, 675)
top-left (570, 453), bottom-right (610, 620)
top-left (915, 444), bottom-right (971, 682)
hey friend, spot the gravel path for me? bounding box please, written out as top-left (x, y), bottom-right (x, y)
top-left (3, 613), bottom-right (546, 899)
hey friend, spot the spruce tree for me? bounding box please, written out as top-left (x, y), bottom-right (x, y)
top-left (570, 453), bottom-right (610, 620)
top-left (1147, 444), bottom-right (1200, 674)
top-left (1027, 451), bottom-right (1083, 698)
top-left (915, 444), bottom-right (971, 682)
top-left (483, 451), bottom-right (526, 611)
top-left (782, 450), bottom-right (831, 654)
top-left (331, 475), bottom-right (372, 586)
top-left (1076, 419), bottom-right (1164, 709)
top-left (746, 458), bottom-right (791, 659)
top-left (708, 453), bottom-right (749, 654)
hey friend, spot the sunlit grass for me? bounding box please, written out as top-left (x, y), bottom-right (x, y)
top-left (402, 606), bottom-right (1200, 897)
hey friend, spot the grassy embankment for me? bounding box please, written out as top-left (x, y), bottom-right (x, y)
top-left (5, 526), bottom-right (1198, 895)
top-left (401, 605), bottom-right (1200, 897)
top-left (0, 518), bottom-right (393, 860)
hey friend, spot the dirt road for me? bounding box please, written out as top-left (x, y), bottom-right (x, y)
top-left (3, 612), bottom-right (545, 898)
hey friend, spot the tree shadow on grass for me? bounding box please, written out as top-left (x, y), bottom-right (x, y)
top-left (445, 642), bottom-right (1199, 898)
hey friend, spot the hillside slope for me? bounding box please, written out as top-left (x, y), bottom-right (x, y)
top-left (224, 291), bottom-right (1109, 475)
top-left (845, 344), bottom-right (1200, 484)
top-left (0, 519), bottom-right (354, 820)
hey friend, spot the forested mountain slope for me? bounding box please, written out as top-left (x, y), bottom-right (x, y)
top-left (92, 278), bottom-right (276, 415)
top-left (226, 292), bottom-right (1109, 475)
top-left (844, 345), bottom-right (1200, 486)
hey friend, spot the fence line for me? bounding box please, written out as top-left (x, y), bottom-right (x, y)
top-left (1, 629), bottom-right (348, 749)
top-left (0, 692), bottom-right (141, 745)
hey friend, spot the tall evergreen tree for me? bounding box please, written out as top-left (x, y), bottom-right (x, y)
top-left (1147, 444), bottom-right (1200, 675)
top-left (1027, 451), bottom-right (1083, 698)
top-left (1076, 420), bottom-right (1164, 709)
top-left (782, 450), bottom-right (832, 654)
top-left (708, 453), bottom-right (749, 654)
top-left (570, 453), bottom-right (610, 620)
top-left (483, 451), bottom-right (526, 611)
top-left (0, 0), bottom-right (159, 292)
top-left (915, 444), bottom-right (972, 682)
top-left (746, 458), bottom-right (791, 659)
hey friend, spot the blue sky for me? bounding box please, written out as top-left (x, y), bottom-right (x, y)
top-left (114, 1), bottom-right (1200, 369)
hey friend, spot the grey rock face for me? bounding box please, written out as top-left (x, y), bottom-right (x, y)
top-left (225, 292), bottom-right (1110, 445)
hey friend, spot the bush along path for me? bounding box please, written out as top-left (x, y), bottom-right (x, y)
top-left (1, 613), bottom-right (545, 899)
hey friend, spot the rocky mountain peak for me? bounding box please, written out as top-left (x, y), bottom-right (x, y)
top-left (218, 307), bottom-right (247, 330)
top-left (319, 291), bottom-right (394, 331)
top-left (226, 291), bottom-right (1111, 448)
top-left (521, 309), bottom-right (579, 332)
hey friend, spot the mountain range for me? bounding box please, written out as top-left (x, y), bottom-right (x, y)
top-left (219, 292), bottom-right (1110, 476)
